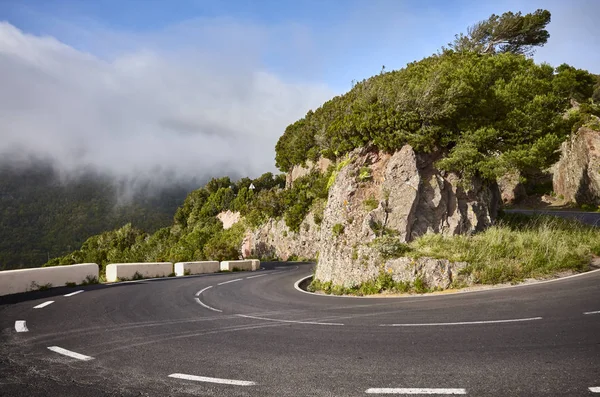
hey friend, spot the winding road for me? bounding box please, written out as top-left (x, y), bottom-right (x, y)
top-left (1, 262), bottom-right (600, 396)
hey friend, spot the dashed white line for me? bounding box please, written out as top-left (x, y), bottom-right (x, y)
top-left (366, 388), bottom-right (466, 394)
top-left (590, 387), bottom-right (600, 393)
top-left (47, 346), bottom-right (94, 361)
top-left (169, 373), bottom-right (256, 386)
top-left (246, 274), bottom-right (267, 279)
top-left (379, 317), bottom-right (542, 327)
top-left (14, 321), bottom-right (28, 333)
top-left (218, 278), bottom-right (243, 286)
top-left (584, 310), bottom-right (600, 315)
top-left (33, 301), bottom-right (54, 309)
top-left (237, 314), bottom-right (344, 326)
top-left (64, 290), bottom-right (84, 297)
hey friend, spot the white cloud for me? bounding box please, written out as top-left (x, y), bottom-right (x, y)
top-left (0, 21), bottom-right (333, 183)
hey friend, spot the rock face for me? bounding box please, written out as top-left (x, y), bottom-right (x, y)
top-left (385, 257), bottom-right (471, 290)
top-left (216, 210), bottom-right (240, 230)
top-left (244, 144), bottom-right (500, 289)
top-left (497, 171), bottom-right (526, 205)
top-left (241, 211), bottom-right (320, 261)
top-left (315, 145), bottom-right (500, 287)
top-left (286, 158), bottom-right (332, 188)
top-left (552, 126), bottom-right (600, 205)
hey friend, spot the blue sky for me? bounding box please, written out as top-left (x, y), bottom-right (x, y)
top-left (0, 1), bottom-right (598, 180)
top-left (3, 0), bottom-right (599, 91)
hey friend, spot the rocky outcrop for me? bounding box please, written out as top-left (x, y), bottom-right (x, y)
top-left (216, 210), bottom-right (240, 230)
top-left (385, 257), bottom-right (471, 290)
top-left (286, 158), bottom-right (332, 188)
top-left (497, 171), bottom-right (526, 204)
top-left (552, 126), bottom-right (600, 205)
top-left (315, 145), bottom-right (500, 287)
top-left (240, 211), bottom-right (320, 261)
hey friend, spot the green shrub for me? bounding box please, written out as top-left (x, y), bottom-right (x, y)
top-left (332, 223), bottom-right (345, 237)
top-left (370, 236), bottom-right (411, 259)
top-left (358, 166), bottom-right (372, 182)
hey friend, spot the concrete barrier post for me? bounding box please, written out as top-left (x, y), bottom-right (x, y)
top-left (0, 263), bottom-right (99, 296)
top-left (220, 260), bottom-right (256, 272)
top-left (174, 261), bottom-right (220, 276)
top-left (105, 262), bottom-right (173, 283)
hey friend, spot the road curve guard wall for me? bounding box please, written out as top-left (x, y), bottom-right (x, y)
top-left (0, 263), bottom-right (99, 296)
top-left (174, 261), bottom-right (220, 276)
top-left (106, 262), bottom-right (173, 282)
top-left (251, 259), bottom-right (260, 271)
top-left (220, 260), bottom-right (258, 272)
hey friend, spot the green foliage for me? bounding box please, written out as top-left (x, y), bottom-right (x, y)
top-left (310, 270), bottom-right (419, 296)
top-left (203, 223), bottom-right (245, 262)
top-left (65, 282), bottom-right (77, 287)
top-left (332, 223), bottom-right (345, 237)
top-left (357, 166), bottom-right (372, 182)
top-left (275, 34), bottom-right (596, 182)
top-left (408, 213), bottom-right (600, 284)
top-left (450, 9), bottom-right (551, 55)
top-left (283, 171), bottom-right (330, 232)
top-left (363, 196), bottom-right (379, 211)
top-left (0, 163), bottom-right (191, 270)
top-left (370, 236), bottom-right (411, 259)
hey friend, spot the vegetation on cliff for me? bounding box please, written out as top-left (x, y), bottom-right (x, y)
top-left (42, 8), bottom-right (600, 291)
top-left (275, 11), bottom-right (599, 183)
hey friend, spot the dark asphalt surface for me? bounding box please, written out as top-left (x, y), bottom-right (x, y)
top-left (1, 262), bottom-right (600, 396)
top-left (506, 209), bottom-right (600, 227)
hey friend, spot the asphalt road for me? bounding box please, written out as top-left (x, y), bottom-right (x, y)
top-left (505, 209), bottom-right (600, 227)
top-left (1, 262), bottom-right (600, 396)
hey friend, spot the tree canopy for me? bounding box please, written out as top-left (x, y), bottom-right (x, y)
top-left (275, 43), bottom-right (598, 181)
top-left (450, 9), bottom-right (551, 56)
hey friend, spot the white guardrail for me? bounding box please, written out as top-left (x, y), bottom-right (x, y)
top-left (0, 263), bottom-right (99, 296)
top-left (0, 259), bottom-right (261, 296)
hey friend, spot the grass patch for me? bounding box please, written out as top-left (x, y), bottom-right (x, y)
top-left (65, 282), bottom-right (77, 288)
top-left (407, 213), bottom-right (600, 285)
top-left (363, 196), bottom-right (379, 211)
top-left (309, 271), bottom-right (424, 296)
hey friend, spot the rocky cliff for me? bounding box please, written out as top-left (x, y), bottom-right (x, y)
top-left (244, 144), bottom-right (500, 288)
top-left (315, 145), bottom-right (499, 287)
top-left (552, 126), bottom-right (600, 206)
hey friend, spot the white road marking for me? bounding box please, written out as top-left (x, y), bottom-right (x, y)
top-left (218, 278), bottom-right (243, 286)
top-left (64, 290), bottom-right (84, 297)
top-left (246, 274), bottom-right (267, 279)
top-left (33, 301), bottom-right (54, 309)
top-left (194, 286), bottom-right (222, 312)
top-left (589, 387), bottom-right (600, 393)
top-left (366, 388), bottom-right (466, 394)
top-left (195, 286), bottom-right (213, 297)
top-left (295, 268), bottom-right (600, 299)
top-left (47, 346), bottom-right (94, 361)
top-left (14, 321), bottom-right (28, 332)
top-left (169, 373), bottom-right (256, 386)
top-left (584, 310), bottom-right (600, 315)
top-left (194, 297), bottom-right (223, 312)
top-left (237, 314), bottom-right (344, 326)
top-left (380, 317), bottom-right (542, 327)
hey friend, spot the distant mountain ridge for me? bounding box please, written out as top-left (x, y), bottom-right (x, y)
top-left (0, 160), bottom-right (198, 270)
